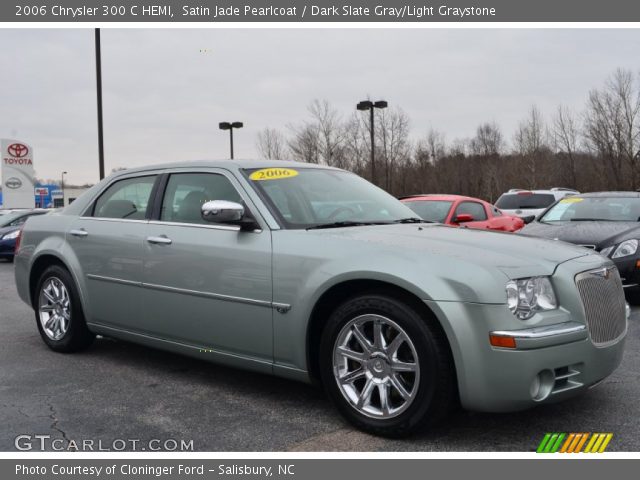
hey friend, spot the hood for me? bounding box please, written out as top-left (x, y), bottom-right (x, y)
top-left (520, 221), bottom-right (640, 248)
top-left (309, 223), bottom-right (591, 279)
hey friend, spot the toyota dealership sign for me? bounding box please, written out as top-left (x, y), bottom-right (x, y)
top-left (1, 138), bottom-right (36, 208)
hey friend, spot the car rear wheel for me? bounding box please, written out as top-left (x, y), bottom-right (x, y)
top-left (319, 293), bottom-right (456, 437)
top-left (35, 265), bottom-right (94, 352)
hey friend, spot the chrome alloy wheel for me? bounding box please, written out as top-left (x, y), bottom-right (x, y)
top-left (332, 314), bottom-right (420, 419)
top-left (38, 277), bottom-right (71, 341)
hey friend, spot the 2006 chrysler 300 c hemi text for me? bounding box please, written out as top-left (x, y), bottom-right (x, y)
top-left (14, 160), bottom-right (628, 436)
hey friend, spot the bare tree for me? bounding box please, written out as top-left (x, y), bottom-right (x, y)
top-left (468, 123), bottom-right (503, 199)
top-left (470, 122), bottom-right (503, 157)
top-left (287, 123), bottom-right (321, 164)
top-left (584, 68), bottom-right (640, 189)
top-left (514, 105), bottom-right (548, 188)
top-left (418, 128), bottom-right (446, 166)
top-left (287, 99), bottom-right (347, 167)
top-left (256, 127), bottom-right (287, 160)
top-left (553, 105), bottom-right (580, 187)
top-left (376, 107), bottom-right (411, 193)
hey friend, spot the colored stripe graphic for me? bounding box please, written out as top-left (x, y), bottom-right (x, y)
top-left (574, 433), bottom-right (590, 453)
top-left (559, 433), bottom-right (576, 453)
top-left (537, 433), bottom-right (613, 453)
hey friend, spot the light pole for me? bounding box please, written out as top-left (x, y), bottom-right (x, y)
top-left (219, 122), bottom-right (243, 159)
top-left (356, 100), bottom-right (387, 184)
top-left (95, 28), bottom-right (105, 180)
top-left (61, 171), bottom-right (68, 207)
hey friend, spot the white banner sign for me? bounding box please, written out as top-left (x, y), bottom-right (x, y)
top-left (1, 138), bottom-right (35, 209)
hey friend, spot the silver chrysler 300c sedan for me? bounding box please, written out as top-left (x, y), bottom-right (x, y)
top-left (14, 161), bottom-right (627, 436)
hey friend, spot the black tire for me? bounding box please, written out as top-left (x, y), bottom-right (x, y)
top-left (319, 292), bottom-right (457, 437)
top-left (6, 255), bottom-right (14, 263)
top-left (34, 264), bottom-right (94, 352)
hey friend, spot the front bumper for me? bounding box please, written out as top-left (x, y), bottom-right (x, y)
top-left (0, 239), bottom-right (16, 258)
top-left (426, 255), bottom-right (627, 413)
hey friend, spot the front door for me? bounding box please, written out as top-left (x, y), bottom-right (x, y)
top-left (141, 170), bottom-right (273, 362)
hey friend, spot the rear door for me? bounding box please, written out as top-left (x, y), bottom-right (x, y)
top-left (140, 169), bottom-right (273, 362)
top-left (66, 173), bottom-right (159, 329)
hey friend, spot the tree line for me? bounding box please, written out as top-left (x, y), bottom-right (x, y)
top-left (255, 68), bottom-right (640, 202)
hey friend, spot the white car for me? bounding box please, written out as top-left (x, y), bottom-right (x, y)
top-left (495, 188), bottom-right (579, 219)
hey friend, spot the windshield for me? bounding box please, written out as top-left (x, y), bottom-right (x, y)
top-left (495, 193), bottom-right (556, 210)
top-left (244, 167), bottom-right (417, 229)
top-left (404, 200), bottom-right (453, 223)
top-left (540, 196), bottom-right (640, 222)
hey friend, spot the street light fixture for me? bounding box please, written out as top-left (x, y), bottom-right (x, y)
top-left (357, 100), bottom-right (388, 184)
top-left (61, 171), bottom-right (68, 207)
top-left (219, 121), bottom-right (243, 159)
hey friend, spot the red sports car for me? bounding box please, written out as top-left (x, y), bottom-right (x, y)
top-left (401, 194), bottom-right (525, 232)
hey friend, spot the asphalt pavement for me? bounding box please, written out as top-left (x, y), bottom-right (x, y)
top-left (0, 260), bottom-right (638, 452)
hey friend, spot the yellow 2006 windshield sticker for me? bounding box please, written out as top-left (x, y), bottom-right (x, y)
top-left (249, 168), bottom-right (299, 181)
top-left (560, 197), bottom-right (583, 204)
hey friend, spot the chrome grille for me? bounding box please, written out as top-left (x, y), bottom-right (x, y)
top-left (575, 267), bottom-right (627, 346)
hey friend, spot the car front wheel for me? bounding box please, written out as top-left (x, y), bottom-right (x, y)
top-left (319, 293), bottom-right (456, 437)
top-left (35, 265), bottom-right (94, 352)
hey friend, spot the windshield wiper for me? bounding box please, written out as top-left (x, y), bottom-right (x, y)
top-left (393, 217), bottom-right (432, 224)
top-left (569, 218), bottom-right (614, 222)
top-left (306, 221), bottom-right (389, 230)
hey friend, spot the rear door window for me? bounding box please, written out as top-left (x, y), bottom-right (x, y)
top-left (495, 193), bottom-right (555, 210)
top-left (93, 176), bottom-right (157, 220)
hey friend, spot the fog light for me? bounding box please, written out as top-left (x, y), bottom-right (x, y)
top-left (530, 370), bottom-right (554, 401)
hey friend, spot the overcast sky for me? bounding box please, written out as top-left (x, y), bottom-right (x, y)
top-left (1, 28), bottom-right (639, 184)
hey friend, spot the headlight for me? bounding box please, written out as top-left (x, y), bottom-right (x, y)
top-left (506, 276), bottom-right (557, 320)
top-left (1, 230), bottom-right (20, 240)
top-left (611, 239), bottom-right (638, 259)
top-left (599, 246), bottom-right (614, 257)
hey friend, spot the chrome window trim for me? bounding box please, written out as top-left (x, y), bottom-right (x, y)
top-left (77, 217), bottom-right (150, 225)
top-left (148, 220), bottom-right (259, 233)
top-left (86, 274), bottom-right (290, 312)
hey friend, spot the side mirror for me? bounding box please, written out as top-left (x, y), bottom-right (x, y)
top-left (522, 215), bottom-right (536, 225)
top-left (454, 213), bottom-right (474, 223)
top-left (201, 200), bottom-right (244, 224)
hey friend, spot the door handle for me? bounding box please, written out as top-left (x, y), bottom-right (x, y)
top-left (70, 229), bottom-right (89, 237)
top-left (146, 235), bottom-right (172, 245)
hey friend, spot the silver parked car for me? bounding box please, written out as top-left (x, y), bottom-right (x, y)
top-left (14, 161), bottom-right (627, 436)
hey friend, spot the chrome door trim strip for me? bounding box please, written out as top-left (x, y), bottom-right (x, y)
top-left (86, 275), bottom-right (291, 311)
top-left (142, 281), bottom-right (271, 307)
top-left (86, 274), bottom-right (142, 287)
